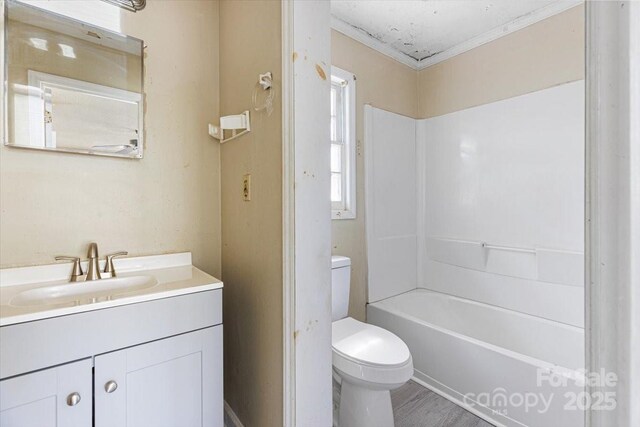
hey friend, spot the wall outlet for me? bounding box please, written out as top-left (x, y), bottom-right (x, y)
top-left (242, 174), bottom-right (251, 201)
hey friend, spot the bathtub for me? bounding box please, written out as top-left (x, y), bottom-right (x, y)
top-left (367, 289), bottom-right (585, 427)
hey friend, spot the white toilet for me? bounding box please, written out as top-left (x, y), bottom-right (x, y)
top-left (332, 256), bottom-right (413, 427)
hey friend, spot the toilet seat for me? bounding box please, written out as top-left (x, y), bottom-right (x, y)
top-left (332, 317), bottom-right (413, 388)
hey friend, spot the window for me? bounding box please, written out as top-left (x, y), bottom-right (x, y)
top-left (330, 66), bottom-right (356, 219)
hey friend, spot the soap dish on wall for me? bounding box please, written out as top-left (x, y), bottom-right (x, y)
top-left (208, 110), bottom-right (251, 144)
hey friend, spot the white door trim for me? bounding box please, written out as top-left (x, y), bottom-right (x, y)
top-left (282, 1), bottom-right (333, 426)
top-left (586, 2), bottom-right (640, 426)
top-left (282, 0), bottom-right (295, 425)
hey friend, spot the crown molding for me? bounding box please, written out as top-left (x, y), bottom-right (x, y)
top-left (331, 1), bottom-right (583, 71)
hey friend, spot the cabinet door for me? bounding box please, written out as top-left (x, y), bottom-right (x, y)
top-left (0, 359), bottom-right (92, 427)
top-left (95, 326), bottom-right (223, 427)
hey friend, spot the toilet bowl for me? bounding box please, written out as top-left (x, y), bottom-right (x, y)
top-left (332, 256), bottom-right (413, 427)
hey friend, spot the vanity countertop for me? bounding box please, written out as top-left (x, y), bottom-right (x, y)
top-left (0, 252), bottom-right (222, 326)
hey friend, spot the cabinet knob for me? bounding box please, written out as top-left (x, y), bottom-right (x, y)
top-left (105, 380), bottom-right (118, 393)
top-left (66, 392), bottom-right (81, 406)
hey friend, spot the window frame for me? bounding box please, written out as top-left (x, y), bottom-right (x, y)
top-left (330, 66), bottom-right (356, 220)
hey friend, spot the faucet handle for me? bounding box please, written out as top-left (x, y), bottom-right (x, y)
top-left (55, 256), bottom-right (84, 282)
top-left (104, 252), bottom-right (128, 277)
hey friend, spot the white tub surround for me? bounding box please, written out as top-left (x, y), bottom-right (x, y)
top-left (365, 81), bottom-right (585, 325)
top-left (416, 80), bottom-right (585, 327)
top-left (0, 252), bottom-right (223, 426)
top-left (363, 106), bottom-right (417, 303)
top-left (0, 252), bottom-right (221, 326)
top-left (364, 80), bottom-right (585, 427)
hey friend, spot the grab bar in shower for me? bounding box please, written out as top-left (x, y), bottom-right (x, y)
top-left (481, 242), bottom-right (536, 254)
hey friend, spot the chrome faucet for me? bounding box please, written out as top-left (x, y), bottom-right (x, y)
top-left (86, 242), bottom-right (101, 281)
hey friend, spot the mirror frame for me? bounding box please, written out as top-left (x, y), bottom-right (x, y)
top-left (2, 0), bottom-right (145, 159)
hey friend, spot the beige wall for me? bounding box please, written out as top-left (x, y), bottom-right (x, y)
top-left (219, 1), bottom-right (283, 426)
top-left (0, 0), bottom-right (221, 276)
top-left (331, 5), bottom-right (584, 321)
top-left (331, 30), bottom-right (418, 321)
top-left (418, 4), bottom-right (585, 118)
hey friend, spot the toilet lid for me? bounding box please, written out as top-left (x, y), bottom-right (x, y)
top-left (332, 317), bottom-right (411, 367)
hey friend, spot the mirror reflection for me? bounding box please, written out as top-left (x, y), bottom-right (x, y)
top-left (4, 0), bottom-right (144, 158)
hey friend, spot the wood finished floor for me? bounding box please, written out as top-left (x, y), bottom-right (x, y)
top-left (334, 379), bottom-right (494, 427)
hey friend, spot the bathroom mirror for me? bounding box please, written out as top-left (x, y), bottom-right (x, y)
top-left (3, 0), bottom-right (144, 158)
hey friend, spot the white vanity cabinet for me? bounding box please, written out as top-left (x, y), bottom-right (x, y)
top-left (1, 325), bottom-right (222, 427)
top-left (0, 253), bottom-right (224, 427)
top-left (0, 359), bottom-right (92, 427)
top-left (95, 326), bottom-right (222, 427)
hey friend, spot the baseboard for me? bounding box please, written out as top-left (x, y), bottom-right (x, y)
top-left (411, 370), bottom-right (521, 427)
top-left (224, 401), bottom-right (245, 427)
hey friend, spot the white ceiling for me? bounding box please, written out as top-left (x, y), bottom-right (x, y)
top-left (331, 0), bottom-right (582, 69)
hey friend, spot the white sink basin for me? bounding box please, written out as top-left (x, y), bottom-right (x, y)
top-left (9, 275), bottom-right (158, 307)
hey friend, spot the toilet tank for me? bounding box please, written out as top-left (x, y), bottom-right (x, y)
top-left (331, 256), bottom-right (351, 321)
